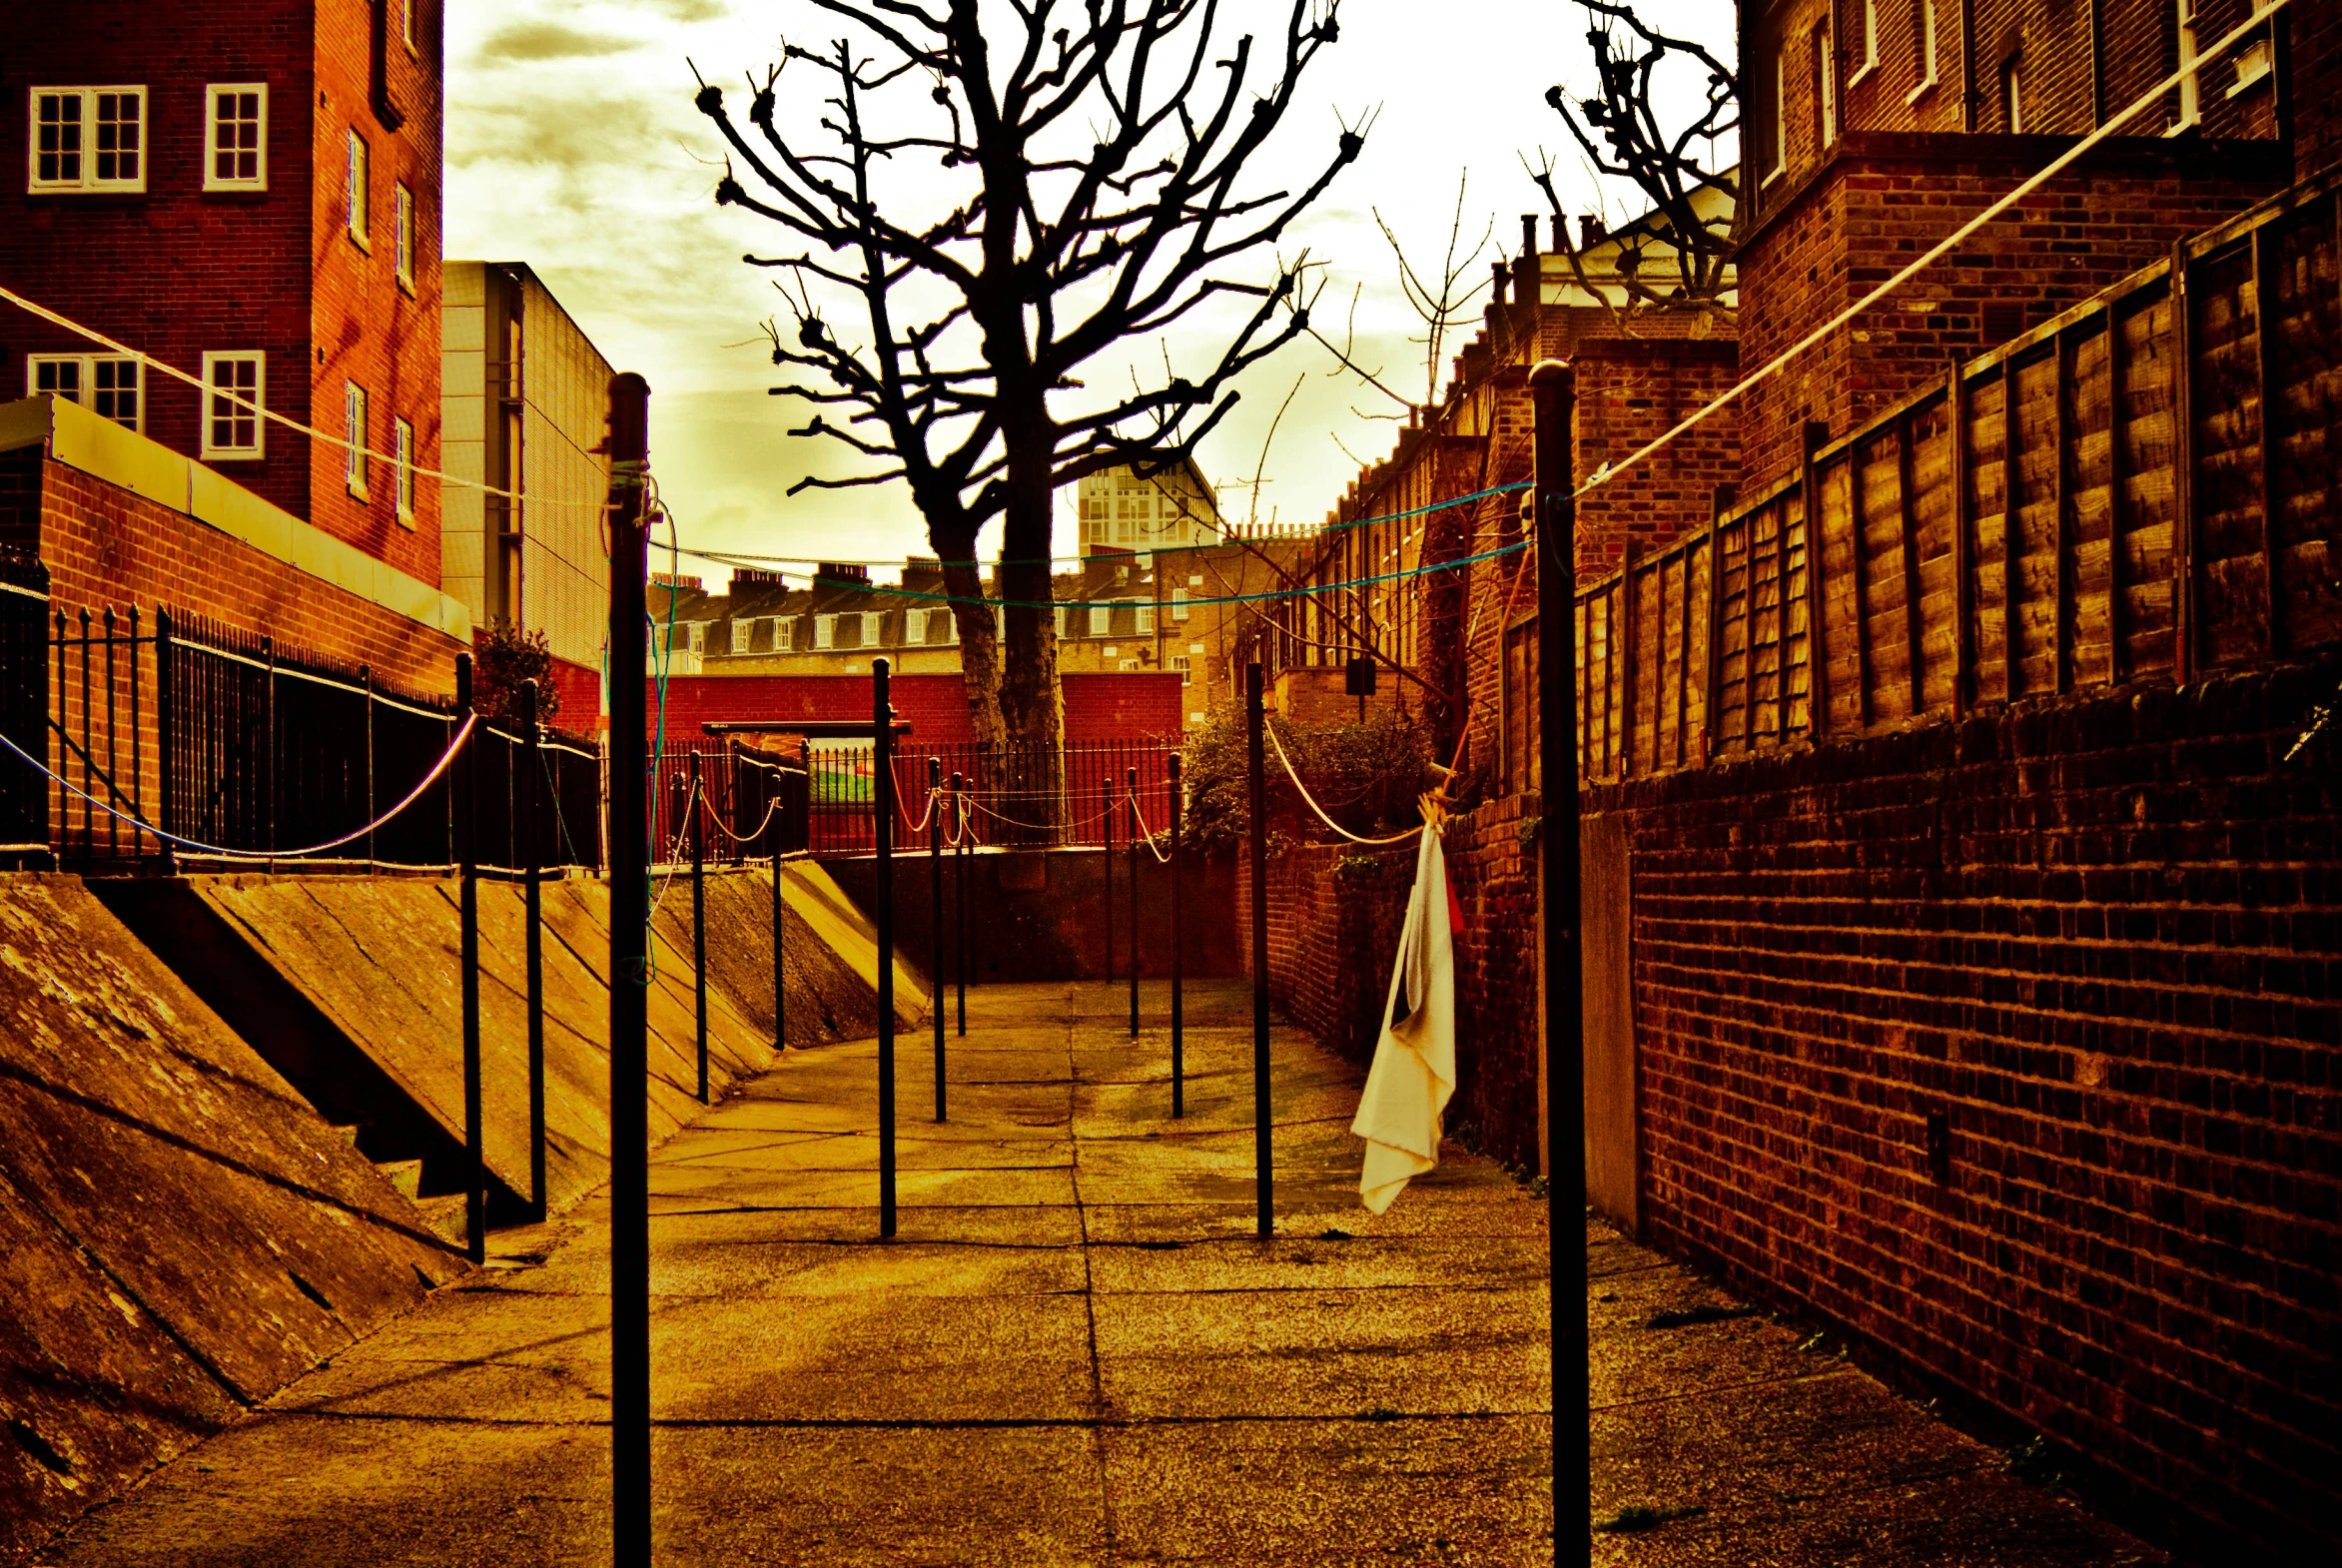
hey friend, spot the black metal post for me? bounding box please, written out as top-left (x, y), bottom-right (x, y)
top-left (604, 372), bottom-right (652, 1568)
top-left (154, 608), bottom-right (173, 854)
top-left (455, 651), bottom-right (484, 1265)
top-left (1531, 359), bottom-right (1588, 1568)
top-left (1246, 662), bottom-right (1272, 1237)
top-left (1102, 773), bottom-right (1115, 985)
top-left (952, 770), bottom-right (968, 1037)
top-left (874, 659), bottom-right (897, 1238)
top-left (928, 756), bottom-right (946, 1122)
top-left (768, 762), bottom-right (786, 1051)
top-left (1170, 752), bottom-right (1184, 1119)
top-left (1128, 764), bottom-right (1140, 1039)
top-left (691, 749), bottom-right (708, 1105)
top-left (521, 679), bottom-right (546, 1223)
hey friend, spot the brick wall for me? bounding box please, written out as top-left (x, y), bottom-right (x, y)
top-left (1735, 136), bottom-right (2288, 485)
top-left (1593, 657), bottom-right (2342, 1558)
top-left (1572, 339), bottom-right (1741, 577)
top-left (2298, 1), bottom-right (2342, 183)
top-left (647, 670), bottom-right (1185, 747)
top-left (7, 450), bottom-right (460, 693)
top-left (1442, 794), bottom-right (1543, 1170)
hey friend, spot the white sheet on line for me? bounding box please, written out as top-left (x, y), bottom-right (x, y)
top-left (1350, 823), bottom-right (1455, 1213)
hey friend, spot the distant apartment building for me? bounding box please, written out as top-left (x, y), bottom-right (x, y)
top-left (0, 0), bottom-right (463, 689)
top-left (1073, 453), bottom-right (1221, 555)
top-left (441, 262), bottom-right (613, 722)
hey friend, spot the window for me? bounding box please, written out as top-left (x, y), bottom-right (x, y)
top-left (29, 88), bottom-right (144, 192)
top-left (401, 0), bottom-right (416, 52)
top-left (1766, 47), bottom-right (1789, 181)
top-left (1088, 601), bottom-right (1111, 636)
top-left (1814, 28), bottom-right (1838, 147)
top-left (1054, 605), bottom-right (1069, 639)
top-left (344, 381), bottom-right (368, 496)
top-left (2001, 55), bottom-right (2025, 135)
top-left (1171, 654), bottom-right (1191, 685)
top-left (31, 355), bottom-right (142, 429)
top-left (1851, 0), bottom-right (1879, 85)
top-left (1171, 585), bottom-right (1190, 622)
top-left (1136, 602), bottom-right (1156, 635)
top-left (345, 130), bottom-right (370, 247)
top-left (1908, 0), bottom-right (1941, 102)
top-left (859, 611), bottom-right (882, 648)
top-left (393, 417), bottom-right (415, 521)
top-left (205, 84), bottom-right (266, 190)
top-left (2231, 33), bottom-right (2272, 97)
top-left (201, 352), bottom-right (264, 458)
top-left (1118, 659), bottom-right (1144, 673)
top-left (814, 614), bottom-right (836, 649)
top-left (393, 183), bottom-right (414, 289)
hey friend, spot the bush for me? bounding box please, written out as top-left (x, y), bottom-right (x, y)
top-left (471, 621), bottom-right (563, 729)
top-left (1180, 702), bottom-right (1432, 857)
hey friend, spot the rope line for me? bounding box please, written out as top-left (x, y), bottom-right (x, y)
top-left (1128, 792), bottom-right (1174, 864)
top-left (1263, 722), bottom-right (1422, 847)
top-left (0, 715), bottom-right (477, 859)
top-left (0, 284), bottom-right (610, 512)
top-left (702, 790), bottom-right (784, 845)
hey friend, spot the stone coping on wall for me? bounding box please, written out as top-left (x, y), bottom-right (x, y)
top-left (0, 394), bottom-right (472, 642)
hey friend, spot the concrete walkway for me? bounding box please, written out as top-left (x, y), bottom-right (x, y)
top-left (40, 981), bottom-right (2162, 1566)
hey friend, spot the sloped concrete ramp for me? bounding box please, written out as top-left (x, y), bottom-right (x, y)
top-left (0, 874), bottom-right (457, 1563)
top-left (99, 868), bottom-right (925, 1224)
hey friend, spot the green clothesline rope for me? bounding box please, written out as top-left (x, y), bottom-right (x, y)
top-left (670, 534), bottom-right (1531, 611)
top-left (657, 480), bottom-right (1533, 573)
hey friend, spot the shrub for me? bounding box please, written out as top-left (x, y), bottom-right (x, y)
top-left (471, 621), bottom-right (563, 729)
top-left (1180, 702), bottom-right (1432, 856)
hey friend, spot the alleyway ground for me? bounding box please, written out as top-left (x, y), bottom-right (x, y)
top-left (45, 982), bottom-right (2165, 1565)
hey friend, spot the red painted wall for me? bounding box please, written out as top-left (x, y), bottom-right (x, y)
top-left (646, 670), bottom-right (1185, 746)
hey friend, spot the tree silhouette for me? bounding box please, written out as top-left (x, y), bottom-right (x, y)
top-left (694, 0), bottom-right (1359, 761)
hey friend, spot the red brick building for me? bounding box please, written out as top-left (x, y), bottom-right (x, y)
top-left (0, 0), bottom-right (457, 692)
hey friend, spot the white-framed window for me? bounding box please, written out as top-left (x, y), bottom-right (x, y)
top-left (2001, 54), bottom-right (2025, 135)
top-left (29, 88), bottom-right (145, 193)
top-left (393, 183), bottom-right (414, 290)
top-left (200, 352), bottom-right (264, 458)
top-left (31, 355), bottom-right (142, 429)
top-left (2172, 0), bottom-right (2201, 132)
top-left (859, 610), bottom-right (883, 648)
top-left (401, 0), bottom-right (417, 53)
top-left (1908, 0), bottom-right (1941, 103)
top-left (1171, 655), bottom-right (1191, 684)
top-left (204, 84), bottom-right (266, 191)
top-left (1119, 659), bottom-right (1144, 672)
top-left (1815, 27), bottom-right (1838, 147)
top-left (1850, 0), bottom-right (1880, 86)
top-left (1171, 585), bottom-right (1190, 622)
top-left (344, 381), bottom-right (368, 497)
top-left (2231, 31), bottom-right (2273, 97)
top-left (1136, 602), bottom-right (1156, 635)
top-left (1088, 601), bottom-right (1111, 636)
top-left (345, 130), bottom-right (370, 247)
top-left (393, 416), bottom-right (415, 522)
top-left (814, 613), bottom-right (836, 650)
top-left (683, 621), bottom-right (707, 654)
top-left (1055, 605), bottom-right (1069, 638)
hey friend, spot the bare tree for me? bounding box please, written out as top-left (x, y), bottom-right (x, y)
top-left (1296, 171), bottom-right (1494, 421)
top-left (692, 0), bottom-right (1358, 760)
top-left (1530, 0), bottom-right (1737, 319)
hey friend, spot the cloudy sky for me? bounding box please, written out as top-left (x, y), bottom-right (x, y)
top-left (445, 0), bottom-right (1739, 584)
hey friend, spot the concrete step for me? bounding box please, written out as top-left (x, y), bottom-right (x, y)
top-left (410, 1192), bottom-right (469, 1245)
top-left (374, 1158), bottom-right (424, 1200)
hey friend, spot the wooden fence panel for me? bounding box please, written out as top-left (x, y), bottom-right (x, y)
top-left (2267, 204), bottom-right (2342, 651)
top-left (2115, 287), bottom-right (2182, 678)
top-left (1911, 396), bottom-right (1960, 715)
top-left (2192, 240), bottom-right (2273, 669)
top-left (2069, 323), bottom-right (2120, 690)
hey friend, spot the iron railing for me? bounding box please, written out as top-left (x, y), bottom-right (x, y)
top-left (8, 594), bottom-right (604, 872)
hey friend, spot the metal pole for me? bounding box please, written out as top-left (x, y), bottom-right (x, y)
top-left (155, 608), bottom-right (173, 855)
top-left (952, 770), bottom-right (968, 1037)
top-left (1245, 662), bottom-right (1272, 1237)
top-left (1102, 770), bottom-right (1115, 985)
top-left (874, 659), bottom-right (897, 1238)
top-left (691, 749), bottom-right (708, 1105)
top-left (455, 651), bottom-right (484, 1265)
top-left (1169, 752), bottom-right (1184, 1119)
top-left (1128, 764), bottom-right (1140, 1039)
top-left (521, 679), bottom-right (546, 1223)
top-left (603, 371), bottom-right (652, 1568)
top-left (782, 762), bottom-right (800, 1058)
top-left (929, 756), bottom-right (946, 1122)
top-left (1531, 359), bottom-right (1588, 1568)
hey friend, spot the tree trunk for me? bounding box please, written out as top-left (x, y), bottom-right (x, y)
top-left (940, 547), bottom-right (1005, 753)
top-left (995, 422), bottom-right (1063, 841)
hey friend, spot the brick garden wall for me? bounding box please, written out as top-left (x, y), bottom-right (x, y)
top-left (1571, 339), bottom-right (1741, 578)
top-left (1592, 657), bottom-right (2342, 1559)
top-left (1735, 138), bottom-right (2288, 485)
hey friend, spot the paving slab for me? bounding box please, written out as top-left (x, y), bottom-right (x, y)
top-left (36, 978), bottom-right (2172, 1567)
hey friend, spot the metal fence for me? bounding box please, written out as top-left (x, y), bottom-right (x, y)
top-left (797, 737), bottom-right (1180, 855)
top-left (1, 586), bottom-right (604, 872)
top-left (649, 744), bottom-right (809, 867)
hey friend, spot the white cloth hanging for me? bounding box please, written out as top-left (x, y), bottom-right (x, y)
top-left (1350, 822), bottom-right (1456, 1213)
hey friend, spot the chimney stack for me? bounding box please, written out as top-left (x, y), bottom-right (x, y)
top-left (1551, 214), bottom-right (1569, 253)
top-left (1578, 213), bottom-right (1605, 250)
top-left (1490, 261), bottom-right (1509, 310)
top-left (1515, 215), bottom-right (1540, 307)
